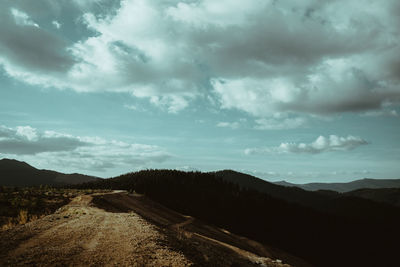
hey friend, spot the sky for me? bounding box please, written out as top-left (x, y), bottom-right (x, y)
top-left (0, 0), bottom-right (399, 182)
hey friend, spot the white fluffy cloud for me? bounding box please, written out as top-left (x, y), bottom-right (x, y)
top-left (1, 0), bottom-right (400, 116)
top-left (245, 135), bottom-right (368, 155)
top-left (0, 125), bottom-right (171, 172)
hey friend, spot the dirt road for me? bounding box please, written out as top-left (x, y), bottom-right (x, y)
top-left (0, 191), bottom-right (190, 266)
top-left (0, 191), bottom-right (301, 266)
top-left (92, 192), bottom-right (305, 267)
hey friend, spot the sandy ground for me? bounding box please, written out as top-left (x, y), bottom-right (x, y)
top-left (0, 191), bottom-right (302, 267)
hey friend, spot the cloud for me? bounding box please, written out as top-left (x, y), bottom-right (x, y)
top-left (11, 8), bottom-right (39, 27)
top-left (361, 109), bottom-right (399, 117)
top-left (216, 121), bottom-right (240, 129)
top-left (0, 0), bottom-right (400, 116)
top-left (148, 94), bottom-right (190, 113)
top-left (123, 104), bottom-right (138, 111)
top-left (0, 125), bottom-right (88, 154)
top-left (254, 117), bottom-right (306, 130)
top-left (0, 5), bottom-right (76, 75)
top-left (0, 125), bottom-right (171, 172)
top-left (52, 20), bottom-right (61, 29)
top-left (245, 135), bottom-right (368, 155)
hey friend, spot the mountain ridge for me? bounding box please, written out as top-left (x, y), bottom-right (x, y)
top-left (0, 158), bottom-right (100, 186)
top-left (274, 177), bottom-right (400, 192)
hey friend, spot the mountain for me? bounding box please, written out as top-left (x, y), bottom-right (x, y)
top-left (217, 170), bottom-right (400, 210)
top-left (214, 170), bottom-right (400, 215)
top-left (273, 180), bottom-right (294, 187)
top-left (214, 170), bottom-right (339, 212)
top-left (274, 178), bottom-right (400, 192)
top-left (344, 187), bottom-right (400, 207)
top-left (76, 169), bottom-right (400, 267)
top-left (0, 158), bottom-right (99, 186)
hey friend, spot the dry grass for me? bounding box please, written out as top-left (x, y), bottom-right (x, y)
top-left (0, 192), bottom-right (192, 266)
top-left (18, 210), bottom-right (28, 225)
top-left (1, 218), bottom-right (13, 231)
top-left (0, 187), bottom-right (111, 230)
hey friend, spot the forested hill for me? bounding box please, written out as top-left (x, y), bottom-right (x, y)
top-left (76, 169), bottom-right (400, 267)
top-left (214, 170), bottom-right (335, 212)
top-left (215, 170), bottom-right (400, 208)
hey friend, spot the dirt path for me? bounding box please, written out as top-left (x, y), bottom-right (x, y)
top-left (0, 191), bottom-right (191, 266)
top-left (91, 192), bottom-right (305, 267)
top-left (168, 215), bottom-right (283, 266)
top-left (0, 191), bottom-right (306, 267)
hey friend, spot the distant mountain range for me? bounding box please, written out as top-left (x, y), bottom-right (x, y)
top-left (215, 170), bottom-right (400, 207)
top-left (0, 158), bottom-right (100, 186)
top-left (274, 178), bottom-right (400, 192)
top-left (217, 170), bottom-right (400, 208)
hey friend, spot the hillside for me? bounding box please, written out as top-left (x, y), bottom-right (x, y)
top-left (213, 170), bottom-right (392, 217)
top-left (77, 169), bottom-right (400, 267)
top-left (0, 158), bottom-right (99, 186)
top-left (0, 191), bottom-right (293, 266)
top-left (344, 187), bottom-right (400, 207)
top-left (274, 178), bottom-right (400, 192)
top-left (214, 170), bottom-right (335, 212)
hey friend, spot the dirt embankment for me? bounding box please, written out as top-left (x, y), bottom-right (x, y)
top-left (92, 192), bottom-right (308, 267)
top-left (0, 191), bottom-right (302, 266)
top-left (0, 191), bottom-right (189, 266)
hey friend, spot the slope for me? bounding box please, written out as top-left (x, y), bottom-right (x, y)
top-left (274, 178), bottom-right (400, 192)
top-left (0, 158), bottom-right (99, 186)
top-left (0, 191), bottom-right (292, 267)
top-left (77, 169), bottom-right (400, 267)
top-left (344, 187), bottom-right (400, 207)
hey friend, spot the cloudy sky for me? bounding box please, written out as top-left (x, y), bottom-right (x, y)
top-left (1, 0), bottom-right (399, 182)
